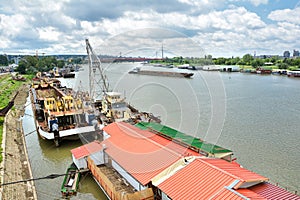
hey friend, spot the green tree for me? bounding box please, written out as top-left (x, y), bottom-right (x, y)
top-left (242, 54), bottom-right (254, 65)
top-left (72, 57), bottom-right (82, 64)
top-left (277, 62), bottom-right (288, 69)
top-left (0, 55), bottom-right (8, 66)
top-left (57, 60), bottom-right (65, 68)
top-left (213, 57), bottom-right (227, 65)
top-left (230, 57), bottom-right (240, 65)
top-left (15, 60), bottom-right (27, 74)
top-left (251, 59), bottom-right (264, 68)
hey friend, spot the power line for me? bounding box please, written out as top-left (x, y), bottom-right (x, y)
top-left (24, 129), bottom-right (36, 137)
top-left (0, 172), bottom-right (77, 186)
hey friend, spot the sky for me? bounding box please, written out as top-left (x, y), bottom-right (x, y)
top-left (0, 0), bottom-right (300, 58)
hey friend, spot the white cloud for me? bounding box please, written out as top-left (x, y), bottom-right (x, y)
top-left (227, 0), bottom-right (268, 6)
top-left (0, 0), bottom-right (299, 57)
top-left (0, 14), bottom-right (28, 37)
top-left (268, 7), bottom-right (300, 25)
top-left (249, 0), bottom-right (268, 6)
top-left (37, 27), bottom-right (61, 42)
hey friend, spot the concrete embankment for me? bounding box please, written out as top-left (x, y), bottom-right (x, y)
top-left (0, 84), bottom-right (37, 200)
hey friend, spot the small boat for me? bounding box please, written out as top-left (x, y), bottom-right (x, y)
top-left (63, 73), bottom-right (75, 78)
top-left (287, 71), bottom-right (300, 77)
top-left (256, 68), bottom-right (272, 74)
top-left (11, 73), bottom-right (26, 81)
top-left (61, 163), bottom-right (81, 197)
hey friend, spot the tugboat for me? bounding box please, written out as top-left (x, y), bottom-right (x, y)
top-left (97, 91), bottom-right (161, 125)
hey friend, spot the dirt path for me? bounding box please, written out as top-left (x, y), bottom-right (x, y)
top-left (0, 84), bottom-right (37, 200)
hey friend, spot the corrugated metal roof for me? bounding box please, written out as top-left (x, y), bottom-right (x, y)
top-left (102, 122), bottom-right (188, 185)
top-left (202, 158), bottom-right (269, 187)
top-left (158, 158), bottom-right (269, 200)
top-left (250, 182), bottom-right (300, 200)
top-left (212, 187), bottom-right (266, 199)
top-left (158, 158), bottom-right (237, 200)
top-left (71, 141), bottom-right (102, 159)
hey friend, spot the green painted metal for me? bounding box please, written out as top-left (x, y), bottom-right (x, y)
top-left (136, 122), bottom-right (232, 155)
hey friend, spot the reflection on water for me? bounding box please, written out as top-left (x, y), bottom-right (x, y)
top-left (23, 63), bottom-right (300, 199)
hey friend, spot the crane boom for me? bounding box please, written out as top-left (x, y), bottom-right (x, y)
top-left (85, 39), bottom-right (109, 101)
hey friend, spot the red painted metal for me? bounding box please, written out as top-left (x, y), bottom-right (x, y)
top-left (102, 122), bottom-right (186, 185)
top-left (71, 141), bottom-right (102, 159)
top-left (250, 182), bottom-right (300, 200)
top-left (158, 158), bottom-right (269, 200)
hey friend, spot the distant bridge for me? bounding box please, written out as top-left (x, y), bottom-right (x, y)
top-left (100, 57), bottom-right (164, 63)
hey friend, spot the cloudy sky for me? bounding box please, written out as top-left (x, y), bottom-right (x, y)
top-left (0, 0), bottom-right (299, 57)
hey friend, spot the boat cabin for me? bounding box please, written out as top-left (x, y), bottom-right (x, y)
top-left (101, 92), bottom-right (131, 122)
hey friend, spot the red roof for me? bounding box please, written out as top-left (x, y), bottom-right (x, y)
top-left (250, 182), bottom-right (300, 200)
top-left (202, 158), bottom-right (268, 188)
top-left (211, 187), bottom-right (266, 200)
top-left (104, 122), bottom-right (199, 156)
top-left (102, 122), bottom-right (193, 185)
top-left (71, 141), bottom-right (103, 159)
top-left (158, 158), bottom-right (268, 200)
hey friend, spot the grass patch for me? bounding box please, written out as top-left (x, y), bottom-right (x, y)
top-left (239, 65), bottom-right (255, 70)
top-left (0, 74), bottom-right (31, 163)
top-left (0, 75), bottom-right (26, 109)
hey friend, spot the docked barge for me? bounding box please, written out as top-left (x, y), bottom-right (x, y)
top-left (30, 79), bottom-right (96, 146)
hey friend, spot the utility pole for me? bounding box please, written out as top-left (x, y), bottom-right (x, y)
top-left (161, 43), bottom-right (164, 59)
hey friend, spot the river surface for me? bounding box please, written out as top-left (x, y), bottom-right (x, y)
top-left (23, 63), bottom-right (300, 199)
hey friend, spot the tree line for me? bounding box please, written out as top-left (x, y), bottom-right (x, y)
top-left (152, 54), bottom-right (300, 70)
top-left (2, 54), bottom-right (300, 74)
top-left (15, 56), bottom-right (65, 74)
top-left (212, 54), bottom-right (300, 69)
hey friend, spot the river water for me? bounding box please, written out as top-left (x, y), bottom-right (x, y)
top-left (23, 63), bottom-right (300, 199)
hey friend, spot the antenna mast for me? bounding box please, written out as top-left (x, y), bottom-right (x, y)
top-left (85, 39), bottom-right (109, 101)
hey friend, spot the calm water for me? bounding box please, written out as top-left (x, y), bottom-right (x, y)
top-left (23, 63), bottom-right (300, 199)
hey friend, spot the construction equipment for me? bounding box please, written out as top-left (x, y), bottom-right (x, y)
top-left (85, 39), bottom-right (110, 101)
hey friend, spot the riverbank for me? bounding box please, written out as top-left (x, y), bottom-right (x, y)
top-left (0, 82), bottom-right (37, 200)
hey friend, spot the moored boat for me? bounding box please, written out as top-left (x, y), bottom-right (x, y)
top-left (287, 71), bottom-right (300, 77)
top-left (30, 79), bottom-right (96, 146)
top-left (256, 68), bottom-right (272, 74)
top-left (61, 163), bottom-right (81, 197)
top-left (63, 73), bottom-right (75, 78)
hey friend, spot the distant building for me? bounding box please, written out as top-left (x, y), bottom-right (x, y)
top-left (283, 51), bottom-right (290, 58)
top-left (293, 49), bottom-right (299, 57)
top-left (257, 55), bottom-right (279, 59)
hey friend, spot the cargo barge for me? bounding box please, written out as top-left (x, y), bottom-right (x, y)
top-left (129, 67), bottom-right (193, 78)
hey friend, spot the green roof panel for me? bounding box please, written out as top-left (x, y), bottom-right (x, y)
top-left (136, 122), bottom-right (232, 154)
